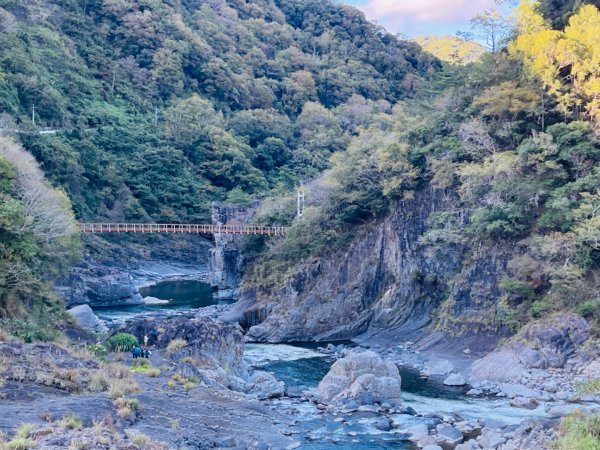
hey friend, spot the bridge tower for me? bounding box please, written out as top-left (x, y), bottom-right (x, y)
top-left (297, 187), bottom-right (305, 218)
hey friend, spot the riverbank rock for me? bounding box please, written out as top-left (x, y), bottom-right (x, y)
top-left (435, 423), bottom-right (464, 448)
top-left (423, 358), bottom-right (455, 377)
top-left (142, 296), bottom-right (169, 305)
top-left (444, 373), bottom-right (467, 386)
top-left (67, 304), bottom-right (107, 334)
top-left (471, 313), bottom-right (592, 382)
top-left (317, 350), bottom-right (402, 405)
top-left (121, 317), bottom-right (247, 379)
top-left (245, 371), bottom-right (285, 399)
top-left (56, 266), bottom-right (143, 307)
top-left (510, 396), bottom-right (539, 410)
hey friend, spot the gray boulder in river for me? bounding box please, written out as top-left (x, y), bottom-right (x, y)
top-left (317, 350), bottom-right (402, 405)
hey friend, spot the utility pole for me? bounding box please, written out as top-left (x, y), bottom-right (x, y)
top-left (297, 187), bottom-right (305, 218)
top-left (31, 104), bottom-right (35, 125)
top-left (154, 106), bottom-right (158, 127)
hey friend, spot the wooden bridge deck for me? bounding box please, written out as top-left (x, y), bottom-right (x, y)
top-left (79, 223), bottom-right (287, 236)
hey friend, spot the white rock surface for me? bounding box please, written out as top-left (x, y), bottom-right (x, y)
top-left (444, 373), bottom-right (467, 386)
top-left (317, 350), bottom-right (402, 404)
top-left (244, 371), bottom-right (285, 400)
top-left (67, 304), bottom-right (107, 333)
top-left (142, 296), bottom-right (170, 305)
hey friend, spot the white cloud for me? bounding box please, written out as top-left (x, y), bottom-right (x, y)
top-left (363, 0), bottom-right (498, 26)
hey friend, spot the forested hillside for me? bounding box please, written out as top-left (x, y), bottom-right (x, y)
top-left (0, 137), bottom-right (79, 340)
top-left (0, 0), bottom-right (436, 223)
top-left (244, 0), bottom-right (600, 334)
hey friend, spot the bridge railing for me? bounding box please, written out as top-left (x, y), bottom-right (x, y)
top-left (79, 223), bottom-right (287, 236)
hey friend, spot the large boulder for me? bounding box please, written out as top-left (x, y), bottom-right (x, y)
top-left (435, 424), bottom-right (463, 448)
top-left (317, 350), bottom-right (402, 404)
top-left (520, 313), bottom-right (589, 367)
top-left (121, 317), bottom-right (247, 379)
top-left (444, 373), bottom-right (467, 386)
top-left (244, 371), bottom-right (285, 399)
top-left (500, 384), bottom-right (539, 399)
top-left (67, 304), bottom-right (107, 334)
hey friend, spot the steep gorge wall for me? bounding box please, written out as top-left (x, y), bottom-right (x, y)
top-left (240, 187), bottom-right (516, 343)
top-left (209, 202), bottom-right (258, 300)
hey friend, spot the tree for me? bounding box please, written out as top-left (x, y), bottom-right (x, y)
top-left (0, 113), bottom-right (16, 136)
top-left (163, 94), bottom-right (222, 146)
top-left (0, 138), bottom-right (78, 247)
top-left (472, 81), bottom-right (540, 120)
top-left (281, 70), bottom-right (317, 116)
top-left (469, 10), bottom-right (513, 53)
top-left (511, 1), bottom-right (600, 126)
top-left (152, 40), bottom-right (186, 99)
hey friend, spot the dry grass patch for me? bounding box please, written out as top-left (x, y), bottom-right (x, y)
top-left (5, 423), bottom-right (36, 450)
top-left (59, 415), bottom-right (83, 430)
top-left (114, 397), bottom-right (139, 419)
top-left (108, 378), bottom-right (139, 399)
top-left (146, 368), bottom-right (160, 377)
top-left (166, 339), bottom-right (187, 354)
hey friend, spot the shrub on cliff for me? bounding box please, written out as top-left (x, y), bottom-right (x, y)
top-left (166, 338), bottom-right (187, 354)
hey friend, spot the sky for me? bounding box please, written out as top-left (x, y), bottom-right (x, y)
top-left (343, 0), bottom-right (506, 37)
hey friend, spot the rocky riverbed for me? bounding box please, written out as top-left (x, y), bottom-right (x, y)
top-left (82, 285), bottom-right (600, 447)
top-left (3, 311), bottom-right (600, 449)
top-left (7, 275), bottom-right (600, 450)
top-left (0, 317), bottom-right (299, 449)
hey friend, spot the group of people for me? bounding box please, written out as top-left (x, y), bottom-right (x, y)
top-left (130, 329), bottom-right (160, 359)
top-left (131, 345), bottom-right (151, 359)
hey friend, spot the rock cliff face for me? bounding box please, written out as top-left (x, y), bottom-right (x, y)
top-left (209, 202), bottom-right (257, 300)
top-left (241, 187), bottom-right (516, 343)
top-left (56, 265), bottom-right (143, 307)
top-left (55, 236), bottom-right (213, 308)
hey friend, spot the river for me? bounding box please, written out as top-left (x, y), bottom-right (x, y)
top-left (93, 279), bottom-right (231, 323)
top-left (96, 280), bottom-right (550, 449)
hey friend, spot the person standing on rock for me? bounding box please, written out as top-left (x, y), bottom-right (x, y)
top-left (143, 334), bottom-right (149, 347)
top-left (149, 329), bottom-right (160, 345)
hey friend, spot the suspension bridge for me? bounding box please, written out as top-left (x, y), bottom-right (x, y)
top-left (78, 190), bottom-right (306, 237)
top-left (79, 223), bottom-right (287, 236)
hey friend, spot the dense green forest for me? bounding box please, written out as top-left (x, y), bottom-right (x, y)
top-left (0, 0), bottom-right (437, 223)
top-left (0, 0), bottom-right (438, 336)
top-left (245, 0), bottom-right (600, 334)
top-left (0, 0), bottom-right (599, 340)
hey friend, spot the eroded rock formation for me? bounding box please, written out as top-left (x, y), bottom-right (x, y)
top-left (242, 188), bottom-right (515, 343)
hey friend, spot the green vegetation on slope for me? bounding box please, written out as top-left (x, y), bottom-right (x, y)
top-left (0, 137), bottom-right (79, 341)
top-left (0, 0), bottom-right (437, 223)
top-left (244, 0), bottom-right (600, 334)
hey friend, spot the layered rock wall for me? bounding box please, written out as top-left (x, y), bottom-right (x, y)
top-left (241, 187), bottom-right (516, 343)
